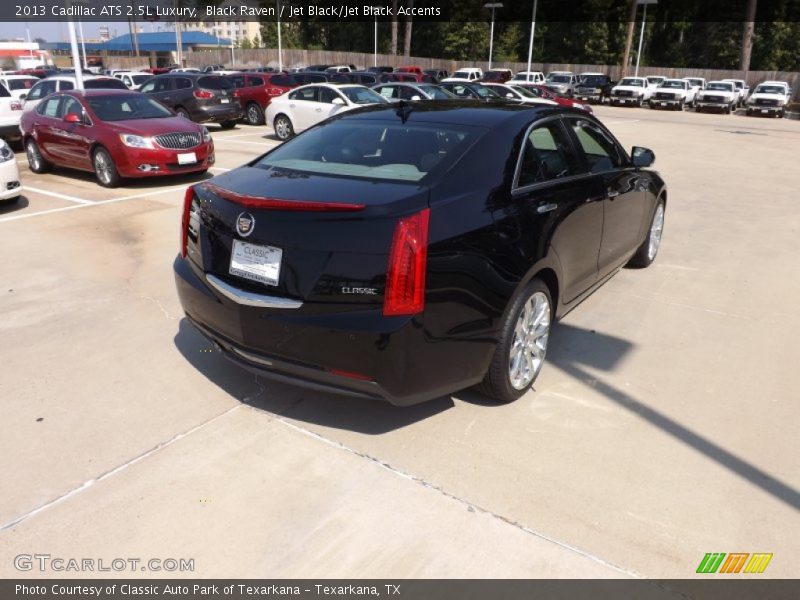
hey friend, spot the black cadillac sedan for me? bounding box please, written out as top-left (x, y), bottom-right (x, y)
top-left (174, 102), bottom-right (666, 406)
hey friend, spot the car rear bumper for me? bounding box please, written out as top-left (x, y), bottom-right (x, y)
top-left (192, 104), bottom-right (243, 123)
top-left (173, 255), bottom-right (487, 406)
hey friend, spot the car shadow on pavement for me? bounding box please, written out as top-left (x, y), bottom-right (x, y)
top-left (545, 323), bottom-right (800, 511)
top-left (0, 196), bottom-right (29, 215)
top-left (173, 318), bottom-right (453, 434)
top-left (34, 167), bottom-right (213, 190)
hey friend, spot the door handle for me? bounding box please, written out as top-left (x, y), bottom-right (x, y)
top-left (607, 190), bottom-right (620, 199)
top-left (315, 108), bottom-right (322, 112)
top-left (537, 203), bottom-right (558, 214)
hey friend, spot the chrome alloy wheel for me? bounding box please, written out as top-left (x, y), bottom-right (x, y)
top-left (274, 116), bottom-right (291, 140)
top-left (508, 291), bottom-right (551, 390)
top-left (94, 152), bottom-right (112, 185)
top-left (648, 204), bottom-right (665, 261)
top-left (247, 104), bottom-right (261, 124)
top-left (26, 142), bottom-right (41, 170)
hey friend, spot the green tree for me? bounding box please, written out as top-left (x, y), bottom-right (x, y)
top-left (441, 22), bottom-right (489, 61)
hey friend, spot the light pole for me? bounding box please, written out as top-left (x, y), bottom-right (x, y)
top-left (483, 3), bottom-right (503, 70)
top-left (277, 0), bottom-right (283, 72)
top-left (526, 0), bottom-right (538, 74)
top-left (77, 20), bottom-right (88, 70)
top-left (374, 14), bottom-right (378, 68)
top-left (230, 25), bottom-right (237, 66)
top-left (635, 0), bottom-right (657, 77)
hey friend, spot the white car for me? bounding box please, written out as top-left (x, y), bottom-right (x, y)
top-left (442, 68), bottom-right (483, 83)
top-left (650, 79), bottom-right (696, 110)
top-left (609, 77), bottom-right (651, 106)
top-left (326, 65), bottom-right (352, 74)
top-left (721, 79), bottom-right (749, 106)
top-left (117, 72), bottom-right (152, 90)
top-left (0, 75), bottom-right (39, 101)
top-left (22, 76), bottom-right (128, 114)
top-left (695, 81), bottom-right (737, 114)
top-left (0, 137), bottom-right (21, 204)
top-left (745, 82), bottom-right (791, 117)
top-left (266, 83), bottom-right (388, 141)
top-left (509, 71), bottom-right (545, 86)
top-left (481, 82), bottom-right (557, 105)
top-left (0, 83), bottom-right (23, 143)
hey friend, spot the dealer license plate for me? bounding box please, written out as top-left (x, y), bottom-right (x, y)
top-left (177, 152), bottom-right (197, 165)
top-left (229, 239), bottom-right (282, 286)
top-left (661, 102), bottom-right (667, 107)
top-left (221, 98), bottom-right (230, 103)
top-left (761, 109), bottom-right (768, 113)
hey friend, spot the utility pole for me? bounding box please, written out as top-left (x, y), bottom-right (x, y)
top-left (634, 0), bottom-right (657, 78)
top-left (526, 0), bottom-right (538, 74)
top-left (484, 3), bottom-right (503, 70)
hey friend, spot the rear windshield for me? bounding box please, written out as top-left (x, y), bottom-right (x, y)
top-left (197, 76), bottom-right (234, 90)
top-left (418, 85), bottom-right (455, 99)
top-left (253, 121), bottom-right (485, 183)
top-left (339, 87), bottom-right (387, 105)
top-left (87, 94), bottom-right (173, 121)
top-left (84, 78), bottom-right (128, 90)
top-left (7, 79), bottom-right (36, 90)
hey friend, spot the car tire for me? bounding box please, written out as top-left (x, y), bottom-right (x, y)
top-left (25, 139), bottom-right (51, 174)
top-left (637, 97), bottom-right (643, 107)
top-left (678, 99), bottom-right (684, 110)
top-left (245, 102), bottom-right (264, 126)
top-left (725, 103), bottom-right (732, 114)
top-left (175, 107), bottom-right (191, 120)
top-left (627, 199), bottom-right (665, 269)
top-left (220, 120), bottom-right (237, 129)
top-left (93, 147), bottom-right (121, 188)
top-left (0, 195), bottom-right (20, 205)
top-left (273, 114), bottom-right (294, 140)
top-left (476, 278), bottom-right (553, 404)
top-left (746, 108), bottom-right (752, 116)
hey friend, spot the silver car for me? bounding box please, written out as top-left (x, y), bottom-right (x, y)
top-left (372, 82), bottom-right (456, 102)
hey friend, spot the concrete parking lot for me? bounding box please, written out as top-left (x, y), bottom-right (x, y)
top-left (0, 106), bottom-right (798, 578)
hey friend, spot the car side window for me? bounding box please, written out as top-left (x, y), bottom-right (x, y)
top-left (174, 78), bottom-right (191, 90)
top-left (318, 87), bottom-right (340, 103)
top-left (398, 86), bottom-right (417, 100)
top-left (375, 86), bottom-right (397, 99)
top-left (153, 78), bottom-right (173, 92)
top-left (568, 118), bottom-right (624, 174)
top-left (516, 121), bottom-right (580, 188)
top-left (139, 80), bottom-right (156, 93)
top-left (60, 97), bottom-right (83, 119)
top-left (248, 76), bottom-right (264, 87)
top-left (41, 96), bottom-right (62, 118)
top-left (290, 87), bottom-right (318, 102)
top-left (28, 81), bottom-right (50, 100)
top-left (60, 80), bottom-right (74, 91)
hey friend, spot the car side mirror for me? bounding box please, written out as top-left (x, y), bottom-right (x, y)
top-left (64, 113), bottom-right (82, 124)
top-left (632, 146), bottom-right (655, 168)
top-left (331, 97), bottom-right (345, 105)
top-left (19, 93), bottom-right (27, 100)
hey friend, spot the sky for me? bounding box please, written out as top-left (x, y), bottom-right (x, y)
top-left (0, 21), bottom-right (174, 43)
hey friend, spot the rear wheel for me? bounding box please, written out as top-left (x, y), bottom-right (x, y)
top-left (725, 103), bottom-right (732, 114)
top-left (93, 147), bottom-right (121, 188)
top-left (678, 99), bottom-right (684, 110)
top-left (175, 107), bottom-right (191, 120)
top-left (273, 114), bottom-right (294, 140)
top-left (26, 139), bottom-right (51, 173)
top-left (627, 200), bottom-right (665, 268)
top-left (220, 120), bottom-right (237, 129)
top-left (476, 279), bottom-right (553, 403)
top-left (245, 102), bottom-right (264, 126)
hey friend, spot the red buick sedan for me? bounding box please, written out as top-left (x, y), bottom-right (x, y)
top-left (20, 89), bottom-right (214, 187)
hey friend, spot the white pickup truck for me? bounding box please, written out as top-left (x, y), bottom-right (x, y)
top-left (722, 79), bottom-right (749, 106)
top-left (695, 81), bottom-right (737, 114)
top-left (745, 81), bottom-right (791, 117)
top-left (650, 79), bottom-right (696, 110)
top-left (609, 77), bottom-right (651, 106)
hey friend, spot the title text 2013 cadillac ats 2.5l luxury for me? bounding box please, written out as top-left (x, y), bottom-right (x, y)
top-left (174, 102), bottom-right (666, 406)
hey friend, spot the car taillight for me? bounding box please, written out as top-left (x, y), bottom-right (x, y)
top-left (193, 89), bottom-right (214, 99)
top-left (232, 89), bottom-right (240, 98)
top-left (181, 186), bottom-right (195, 258)
top-left (383, 208), bottom-right (430, 317)
top-left (202, 183), bottom-right (365, 211)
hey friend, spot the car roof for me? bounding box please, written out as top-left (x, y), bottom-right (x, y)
top-left (39, 75), bottom-right (104, 82)
top-left (3, 74), bottom-right (38, 79)
top-left (341, 100), bottom-right (573, 127)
